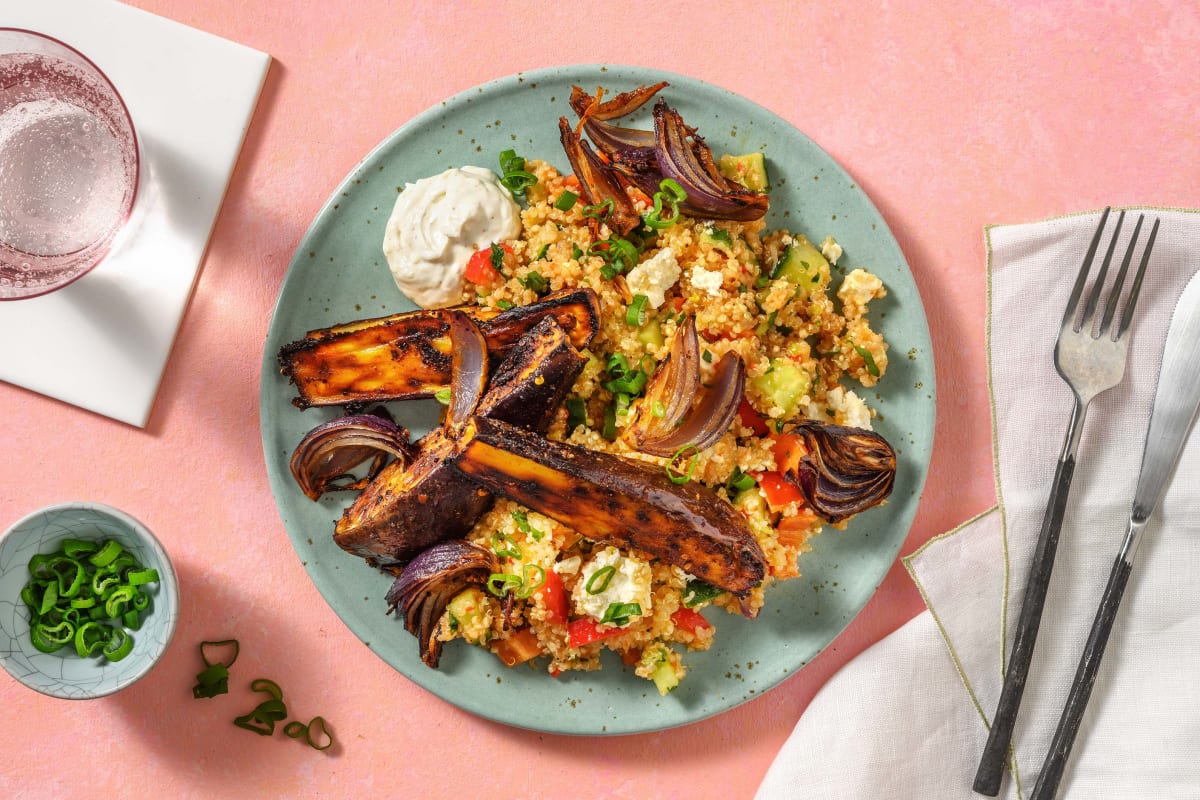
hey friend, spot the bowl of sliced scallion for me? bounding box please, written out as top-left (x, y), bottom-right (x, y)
top-left (0, 501), bottom-right (179, 699)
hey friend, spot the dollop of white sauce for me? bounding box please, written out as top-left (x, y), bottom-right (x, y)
top-left (382, 166), bottom-right (522, 308)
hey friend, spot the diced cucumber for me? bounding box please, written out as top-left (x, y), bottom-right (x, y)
top-left (770, 237), bottom-right (830, 299)
top-left (750, 359), bottom-right (810, 418)
top-left (447, 587), bottom-right (490, 644)
top-left (698, 225), bottom-right (736, 256)
top-left (641, 644), bottom-right (681, 695)
top-left (718, 152), bottom-right (769, 192)
top-left (637, 318), bottom-right (664, 348)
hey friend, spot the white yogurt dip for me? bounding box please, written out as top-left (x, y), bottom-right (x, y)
top-left (382, 166), bottom-right (521, 308)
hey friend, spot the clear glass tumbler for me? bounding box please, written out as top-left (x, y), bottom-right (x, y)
top-left (0, 28), bottom-right (140, 300)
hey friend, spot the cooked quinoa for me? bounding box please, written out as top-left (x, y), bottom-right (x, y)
top-left (437, 158), bottom-right (888, 692)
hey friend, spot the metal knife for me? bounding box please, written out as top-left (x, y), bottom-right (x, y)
top-left (1030, 266), bottom-right (1200, 800)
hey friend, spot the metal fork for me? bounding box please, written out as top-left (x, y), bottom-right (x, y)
top-left (973, 208), bottom-right (1159, 796)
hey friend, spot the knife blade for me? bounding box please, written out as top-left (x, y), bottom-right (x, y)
top-left (1030, 265), bottom-right (1200, 800)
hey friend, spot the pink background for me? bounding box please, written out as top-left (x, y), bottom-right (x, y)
top-left (3, 1), bottom-right (1198, 797)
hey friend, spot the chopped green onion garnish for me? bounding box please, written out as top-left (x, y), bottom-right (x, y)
top-left (851, 341), bottom-right (881, 377)
top-left (682, 580), bottom-right (723, 608)
top-left (496, 299), bottom-right (514, 310)
top-left (511, 510), bottom-right (544, 541)
top-left (554, 190), bottom-right (578, 211)
top-left (491, 531), bottom-right (523, 559)
top-left (489, 242), bottom-right (507, 275)
top-left (581, 198), bottom-right (614, 220)
top-left (586, 565), bottom-right (616, 595)
top-left (520, 270), bottom-right (549, 294)
top-left (486, 572), bottom-right (523, 597)
top-left (434, 387), bottom-right (452, 405)
top-left (498, 149), bottom-right (537, 198)
top-left (600, 602), bottom-right (642, 626)
top-left (516, 564), bottom-right (547, 598)
top-left (625, 294), bottom-right (649, 327)
top-left (601, 403), bottom-right (618, 441)
top-left (643, 178), bottom-right (688, 230)
top-left (702, 349), bottom-right (714, 363)
top-left (666, 444), bottom-right (701, 485)
top-left (534, 243), bottom-right (550, 261)
top-left (724, 466), bottom-right (757, 496)
top-left (565, 397), bottom-right (587, 434)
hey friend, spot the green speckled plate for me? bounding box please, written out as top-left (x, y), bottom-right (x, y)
top-left (260, 65), bottom-right (935, 735)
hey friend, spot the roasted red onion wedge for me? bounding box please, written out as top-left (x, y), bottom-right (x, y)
top-left (288, 410), bottom-right (412, 501)
top-left (777, 422), bottom-right (896, 523)
top-left (569, 82), bottom-right (668, 121)
top-left (445, 311), bottom-right (488, 428)
top-left (630, 352), bottom-right (746, 457)
top-left (652, 99), bottom-right (769, 222)
top-left (385, 540), bottom-right (497, 668)
top-left (624, 316), bottom-right (699, 454)
top-left (557, 117), bottom-right (641, 235)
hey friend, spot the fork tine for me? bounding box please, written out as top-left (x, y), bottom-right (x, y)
top-left (1062, 207), bottom-right (1111, 329)
top-left (1098, 214), bottom-right (1144, 336)
top-left (1116, 217), bottom-right (1159, 338)
top-left (1078, 210), bottom-right (1125, 333)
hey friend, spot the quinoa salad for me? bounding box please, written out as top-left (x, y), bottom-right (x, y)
top-left (279, 84), bottom-right (895, 695)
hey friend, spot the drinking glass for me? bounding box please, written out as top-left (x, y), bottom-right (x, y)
top-left (0, 28), bottom-right (140, 300)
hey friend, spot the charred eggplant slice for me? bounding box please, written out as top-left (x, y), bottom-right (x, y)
top-left (332, 319), bottom-right (587, 568)
top-left (279, 288), bottom-right (600, 409)
top-left (450, 417), bottom-right (767, 603)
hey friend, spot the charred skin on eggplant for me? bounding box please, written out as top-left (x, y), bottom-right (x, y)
top-left (278, 288), bottom-right (600, 409)
top-left (331, 319), bottom-right (587, 568)
top-left (451, 417), bottom-right (767, 604)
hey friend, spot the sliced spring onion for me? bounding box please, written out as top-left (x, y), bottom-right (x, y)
top-left (486, 573), bottom-right (523, 597)
top-left (601, 403), bottom-right (618, 441)
top-left (600, 602), bottom-right (642, 626)
top-left (491, 531), bottom-right (522, 559)
top-left (21, 538), bottom-right (158, 663)
top-left (850, 341), bottom-right (882, 377)
top-left (511, 510), bottom-right (544, 541)
top-left (515, 564), bottom-right (547, 599)
top-left (625, 294), bottom-right (649, 327)
top-left (534, 243), bottom-right (551, 261)
top-left (585, 565), bottom-right (616, 595)
top-left (498, 149), bottom-right (537, 197)
top-left (581, 198), bottom-right (614, 220)
top-left (565, 397), bottom-right (587, 434)
top-left (666, 444), bottom-right (701, 485)
top-left (643, 178), bottom-right (688, 230)
top-left (554, 190), bottom-right (578, 211)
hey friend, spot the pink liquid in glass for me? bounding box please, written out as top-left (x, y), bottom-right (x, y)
top-left (0, 39), bottom-right (139, 300)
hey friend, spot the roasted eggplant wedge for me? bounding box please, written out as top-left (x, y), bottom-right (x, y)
top-left (331, 319), bottom-right (587, 568)
top-left (279, 288), bottom-right (600, 409)
top-left (450, 417), bottom-right (767, 603)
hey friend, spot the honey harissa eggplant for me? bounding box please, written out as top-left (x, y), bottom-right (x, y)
top-left (450, 417), bottom-right (767, 604)
top-left (332, 317), bottom-right (587, 569)
top-left (278, 288), bottom-right (600, 409)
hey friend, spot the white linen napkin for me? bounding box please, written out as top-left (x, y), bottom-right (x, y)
top-left (757, 208), bottom-right (1200, 799)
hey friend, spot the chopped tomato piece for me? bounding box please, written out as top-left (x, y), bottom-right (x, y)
top-left (568, 618), bottom-right (624, 648)
top-left (494, 627), bottom-right (542, 667)
top-left (538, 570), bottom-right (568, 625)
top-left (771, 433), bottom-right (807, 473)
top-left (620, 648), bottom-right (643, 666)
top-left (754, 470), bottom-right (804, 509)
top-left (737, 397), bottom-right (770, 436)
top-left (670, 607), bottom-right (713, 635)
top-left (562, 174), bottom-right (582, 193)
top-left (464, 243), bottom-right (511, 284)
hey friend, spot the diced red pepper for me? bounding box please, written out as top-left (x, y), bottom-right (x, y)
top-left (670, 607), bottom-right (713, 635)
top-left (737, 397), bottom-right (770, 436)
top-left (568, 618), bottom-right (624, 648)
top-left (538, 570), bottom-right (568, 625)
top-left (464, 243), bottom-right (511, 284)
top-left (754, 470), bottom-right (804, 509)
top-left (771, 432), bottom-right (806, 474)
top-left (493, 627), bottom-right (542, 667)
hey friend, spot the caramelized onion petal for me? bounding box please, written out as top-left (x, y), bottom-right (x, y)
top-left (653, 99), bottom-right (770, 222)
top-left (623, 316), bottom-right (700, 451)
top-left (289, 412), bottom-right (412, 501)
top-left (636, 352), bottom-right (746, 456)
top-left (557, 117), bottom-right (642, 235)
top-left (569, 82), bottom-right (669, 121)
top-left (446, 311), bottom-right (488, 428)
top-left (385, 540), bottom-right (497, 668)
top-left (783, 422), bottom-right (897, 523)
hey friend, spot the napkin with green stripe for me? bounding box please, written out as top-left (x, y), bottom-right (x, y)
top-left (757, 208), bottom-right (1200, 799)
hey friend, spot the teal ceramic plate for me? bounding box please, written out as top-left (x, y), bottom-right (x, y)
top-left (260, 65), bottom-right (935, 735)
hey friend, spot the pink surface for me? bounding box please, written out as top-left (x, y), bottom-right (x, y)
top-left (2, 1), bottom-right (1198, 797)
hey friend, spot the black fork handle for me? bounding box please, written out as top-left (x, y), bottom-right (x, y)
top-left (974, 451), bottom-right (1078, 795)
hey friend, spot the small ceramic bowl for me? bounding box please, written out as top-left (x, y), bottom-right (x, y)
top-left (0, 502), bottom-right (179, 698)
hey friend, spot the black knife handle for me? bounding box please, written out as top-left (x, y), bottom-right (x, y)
top-left (974, 453), bottom-right (1076, 796)
top-left (1028, 556), bottom-right (1133, 800)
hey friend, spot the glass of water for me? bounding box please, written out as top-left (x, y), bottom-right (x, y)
top-left (0, 29), bottom-right (140, 301)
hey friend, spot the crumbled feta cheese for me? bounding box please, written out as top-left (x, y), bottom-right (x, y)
top-left (837, 268), bottom-right (884, 309)
top-left (625, 248), bottom-right (681, 309)
top-left (819, 236), bottom-right (843, 265)
top-left (553, 555), bottom-right (582, 576)
top-left (690, 265), bottom-right (724, 297)
top-left (571, 546), bottom-right (652, 622)
top-left (823, 386), bottom-right (873, 430)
